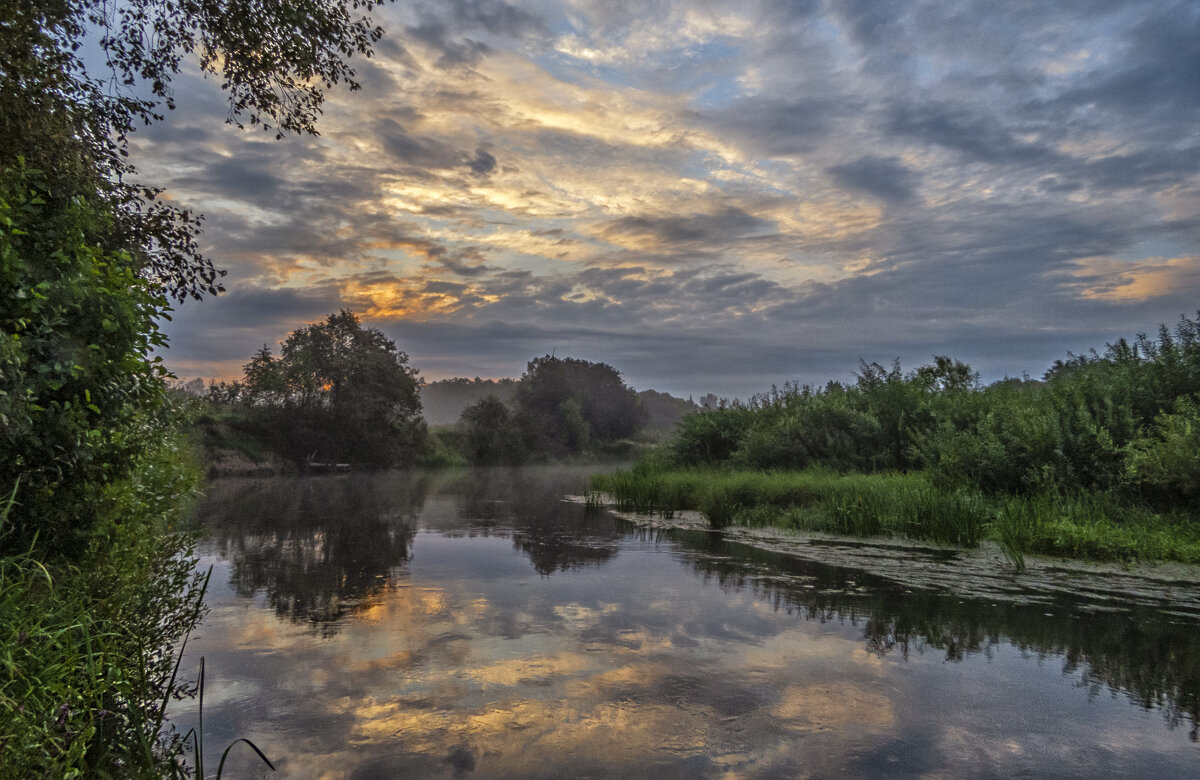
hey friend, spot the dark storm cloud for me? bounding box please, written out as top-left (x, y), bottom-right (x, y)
top-left (468, 148), bottom-right (497, 175)
top-left (832, 0), bottom-right (901, 48)
top-left (1081, 147), bottom-right (1200, 191)
top-left (166, 284), bottom-right (344, 364)
top-left (377, 118), bottom-right (469, 169)
top-left (710, 96), bottom-right (840, 156)
top-left (403, 0), bottom-right (549, 68)
top-left (885, 102), bottom-right (1057, 165)
top-left (826, 156), bottom-right (918, 204)
top-left (376, 121), bottom-right (499, 179)
top-left (1051, 2), bottom-right (1200, 122)
top-left (440, 0), bottom-right (548, 39)
top-left (601, 207), bottom-right (775, 248)
top-left (181, 154), bottom-right (287, 200)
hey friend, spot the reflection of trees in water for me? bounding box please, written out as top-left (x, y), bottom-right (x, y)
top-left (440, 466), bottom-right (623, 576)
top-left (649, 527), bottom-right (1200, 742)
top-left (194, 473), bottom-right (427, 630)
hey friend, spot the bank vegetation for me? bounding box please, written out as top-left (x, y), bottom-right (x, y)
top-left (594, 317), bottom-right (1200, 568)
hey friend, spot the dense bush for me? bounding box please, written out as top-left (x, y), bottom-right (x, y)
top-left (0, 433), bottom-right (207, 778)
top-left (658, 320), bottom-right (1200, 510)
top-left (0, 164), bottom-right (170, 554)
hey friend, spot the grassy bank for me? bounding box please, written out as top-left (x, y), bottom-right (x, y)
top-left (0, 438), bottom-right (207, 778)
top-left (591, 465), bottom-right (1200, 568)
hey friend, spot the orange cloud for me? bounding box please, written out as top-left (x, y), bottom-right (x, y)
top-left (1063, 255), bottom-right (1200, 302)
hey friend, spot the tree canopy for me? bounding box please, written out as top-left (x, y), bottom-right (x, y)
top-left (460, 355), bottom-right (645, 462)
top-left (213, 311), bottom-right (422, 466)
top-left (1, 0), bottom-right (393, 301)
top-left (1, 0), bottom-right (396, 548)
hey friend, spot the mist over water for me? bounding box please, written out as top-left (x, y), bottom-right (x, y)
top-left (176, 467), bottom-right (1200, 778)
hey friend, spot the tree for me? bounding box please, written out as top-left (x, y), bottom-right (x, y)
top-left (461, 395), bottom-right (528, 465)
top-left (0, 162), bottom-right (170, 553)
top-left (514, 356), bottom-right (644, 457)
top-left (1, 0), bottom-right (395, 301)
top-left (227, 311), bottom-right (422, 466)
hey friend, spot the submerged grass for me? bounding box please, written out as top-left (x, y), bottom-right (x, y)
top-left (591, 466), bottom-right (1200, 567)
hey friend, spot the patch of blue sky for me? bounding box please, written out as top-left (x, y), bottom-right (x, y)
top-left (693, 73), bottom-right (747, 110)
top-left (1118, 237), bottom-right (1195, 264)
top-left (531, 50), bottom-right (638, 91)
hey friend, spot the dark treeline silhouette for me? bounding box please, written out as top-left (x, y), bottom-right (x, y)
top-left (201, 329), bottom-right (670, 468)
top-left (206, 310), bottom-right (424, 467)
top-left (458, 355), bottom-right (645, 464)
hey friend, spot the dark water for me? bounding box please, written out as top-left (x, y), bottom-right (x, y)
top-left (176, 467), bottom-right (1200, 778)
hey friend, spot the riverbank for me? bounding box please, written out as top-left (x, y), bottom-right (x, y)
top-left (571, 495), bottom-right (1200, 617)
top-left (0, 439), bottom-right (207, 778)
top-left (589, 467), bottom-right (1200, 569)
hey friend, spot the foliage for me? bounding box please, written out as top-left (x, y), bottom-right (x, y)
top-left (1, 0), bottom-right (395, 302)
top-left (658, 319), bottom-right (1200, 511)
top-left (592, 465), bottom-right (1200, 564)
top-left (0, 163), bottom-right (171, 554)
top-left (460, 395), bottom-right (530, 465)
top-left (0, 434), bottom-right (207, 778)
top-left (1, 0), bottom-right (399, 772)
top-left (515, 356), bottom-right (645, 457)
top-left (1125, 395), bottom-right (1200, 503)
top-left (595, 317), bottom-right (1200, 565)
top-left (210, 311), bottom-right (422, 466)
top-left (454, 356), bottom-right (645, 464)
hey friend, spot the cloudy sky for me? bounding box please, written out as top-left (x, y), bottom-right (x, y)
top-left (140, 0), bottom-right (1200, 399)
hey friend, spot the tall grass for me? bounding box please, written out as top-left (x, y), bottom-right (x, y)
top-left (0, 436), bottom-right (209, 777)
top-left (592, 465), bottom-right (1200, 566)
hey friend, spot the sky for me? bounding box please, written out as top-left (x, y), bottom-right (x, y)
top-left (137, 0), bottom-right (1200, 399)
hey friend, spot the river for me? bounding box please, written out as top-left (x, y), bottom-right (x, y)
top-left (174, 466), bottom-right (1200, 778)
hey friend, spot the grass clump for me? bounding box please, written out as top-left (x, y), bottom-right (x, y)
top-left (0, 438), bottom-right (208, 778)
top-left (592, 464), bottom-right (1200, 567)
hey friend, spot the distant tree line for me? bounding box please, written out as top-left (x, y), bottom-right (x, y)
top-left (204, 318), bottom-right (651, 467)
top-left (666, 314), bottom-right (1200, 511)
top-left (421, 377), bottom-right (518, 425)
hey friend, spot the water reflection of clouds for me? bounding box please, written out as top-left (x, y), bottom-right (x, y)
top-left (184, 471), bottom-right (1200, 777)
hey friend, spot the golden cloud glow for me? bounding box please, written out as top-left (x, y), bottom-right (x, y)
top-left (1063, 255), bottom-right (1200, 302)
top-left (771, 682), bottom-right (896, 732)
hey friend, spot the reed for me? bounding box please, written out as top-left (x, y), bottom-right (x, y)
top-left (591, 464), bottom-right (1200, 565)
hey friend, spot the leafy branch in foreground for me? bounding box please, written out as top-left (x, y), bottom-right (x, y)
top-left (1, 0), bottom-right (395, 302)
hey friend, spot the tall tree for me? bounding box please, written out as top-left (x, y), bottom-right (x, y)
top-left (1, 0), bottom-right (396, 548)
top-left (514, 356), bottom-right (644, 457)
top-left (231, 311), bottom-right (423, 466)
top-left (1, 0), bottom-right (394, 301)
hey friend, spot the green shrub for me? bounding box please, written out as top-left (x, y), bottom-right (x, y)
top-left (0, 436), bottom-right (207, 777)
top-left (1, 163), bottom-right (170, 555)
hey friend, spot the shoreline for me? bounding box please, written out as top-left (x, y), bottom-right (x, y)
top-left (570, 496), bottom-right (1200, 618)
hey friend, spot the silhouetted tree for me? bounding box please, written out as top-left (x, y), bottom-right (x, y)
top-left (514, 356), bottom-right (644, 457)
top-left (461, 395), bottom-right (529, 464)
top-left (220, 311), bottom-right (422, 466)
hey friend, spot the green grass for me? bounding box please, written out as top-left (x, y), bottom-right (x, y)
top-left (0, 438), bottom-right (209, 778)
top-left (592, 466), bottom-right (1200, 567)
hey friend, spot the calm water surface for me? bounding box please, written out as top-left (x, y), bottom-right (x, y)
top-left (176, 467), bottom-right (1200, 778)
